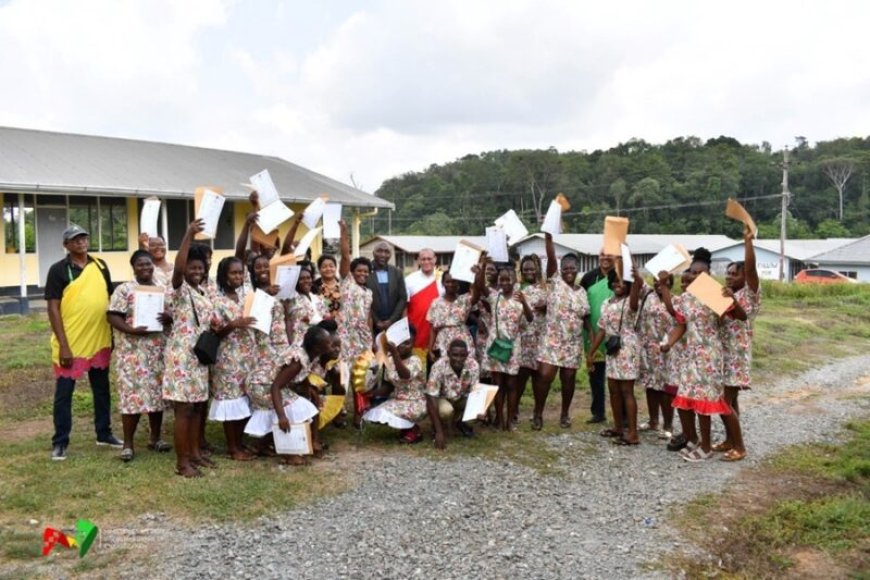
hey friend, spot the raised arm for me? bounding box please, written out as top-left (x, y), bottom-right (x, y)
top-left (339, 219), bottom-right (351, 279)
top-left (235, 212), bottom-right (258, 261)
top-left (280, 213), bottom-right (305, 256)
top-left (544, 232), bottom-right (557, 279)
top-left (172, 219), bottom-right (205, 289)
top-left (469, 254), bottom-right (486, 305)
top-left (628, 266), bottom-right (642, 311)
top-left (743, 228), bottom-right (759, 293)
top-left (657, 271), bottom-right (676, 317)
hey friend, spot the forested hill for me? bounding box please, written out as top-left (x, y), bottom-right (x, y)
top-left (368, 136), bottom-right (870, 240)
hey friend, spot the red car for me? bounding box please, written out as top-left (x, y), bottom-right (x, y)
top-left (795, 269), bottom-right (857, 284)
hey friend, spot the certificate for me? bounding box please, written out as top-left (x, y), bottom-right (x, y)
top-left (494, 209), bottom-right (528, 244)
top-left (243, 289), bottom-right (276, 335)
top-left (385, 317), bottom-right (411, 346)
top-left (485, 226), bottom-right (510, 263)
top-left (301, 196), bottom-right (328, 230)
top-left (620, 243), bottom-right (633, 282)
top-left (603, 216), bottom-right (629, 256)
top-left (250, 169), bottom-right (294, 234)
top-left (294, 226), bottom-right (322, 258)
top-left (139, 197), bottom-right (161, 238)
top-left (274, 264), bottom-right (301, 300)
top-left (462, 384), bottom-right (500, 422)
top-left (540, 200), bottom-right (562, 235)
top-left (686, 272), bottom-right (733, 316)
top-left (322, 203), bottom-right (342, 239)
top-left (450, 240), bottom-right (483, 283)
top-left (194, 187), bottom-right (225, 240)
top-left (272, 421), bottom-right (313, 455)
top-left (249, 169), bottom-right (281, 208)
top-left (133, 287), bottom-right (164, 332)
top-left (643, 244), bottom-right (691, 276)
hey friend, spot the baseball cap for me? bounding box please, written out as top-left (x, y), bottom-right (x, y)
top-left (62, 224), bottom-right (89, 242)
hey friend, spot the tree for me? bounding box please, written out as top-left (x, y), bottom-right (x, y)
top-left (815, 218), bottom-right (851, 238)
top-left (819, 157), bottom-right (855, 221)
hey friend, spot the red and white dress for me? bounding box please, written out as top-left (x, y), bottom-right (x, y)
top-left (405, 270), bottom-right (443, 352)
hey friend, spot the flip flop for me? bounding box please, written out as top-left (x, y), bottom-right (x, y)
top-left (147, 440), bottom-right (171, 453)
top-left (720, 449), bottom-right (747, 462)
top-left (711, 441), bottom-right (733, 453)
top-left (599, 428), bottom-right (622, 438)
top-left (613, 437), bottom-right (640, 446)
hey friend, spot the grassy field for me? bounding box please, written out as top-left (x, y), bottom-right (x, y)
top-left (0, 282), bottom-right (868, 572)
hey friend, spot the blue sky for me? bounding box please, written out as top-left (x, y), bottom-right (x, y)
top-left (1, 0), bottom-right (869, 192)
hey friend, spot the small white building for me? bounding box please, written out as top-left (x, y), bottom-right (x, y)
top-left (808, 235), bottom-right (870, 281)
top-left (710, 239), bottom-right (856, 281)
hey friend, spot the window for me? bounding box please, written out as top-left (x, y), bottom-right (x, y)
top-left (166, 198), bottom-right (236, 250)
top-left (3, 195), bottom-right (36, 253)
top-left (69, 196), bottom-right (128, 252)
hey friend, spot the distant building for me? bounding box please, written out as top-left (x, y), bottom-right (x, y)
top-left (710, 239), bottom-right (856, 281)
top-left (807, 235), bottom-right (870, 281)
top-left (0, 127), bottom-right (391, 311)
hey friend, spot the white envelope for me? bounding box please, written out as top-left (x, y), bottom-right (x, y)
top-left (275, 265), bottom-right (301, 300)
top-left (643, 244), bottom-right (691, 276)
top-left (257, 201), bottom-right (294, 235)
top-left (540, 200), bottom-right (562, 235)
top-left (139, 198), bottom-right (161, 239)
top-left (485, 226), bottom-right (510, 263)
top-left (301, 197), bottom-right (327, 230)
top-left (322, 203), bottom-right (342, 239)
top-left (450, 240), bottom-right (483, 283)
top-left (385, 317), bottom-right (411, 346)
top-left (250, 169), bottom-right (281, 208)
top-left (494, 209), bottom-right (529, 244)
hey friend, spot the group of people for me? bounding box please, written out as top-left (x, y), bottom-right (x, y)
top-left (45, 199), bottom-right (759, 475)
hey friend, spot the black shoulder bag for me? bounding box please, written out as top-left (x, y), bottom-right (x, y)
top-left (189, 288), bottom-right (220, 365)
top-left (604, 299), bottom-right (626, 356)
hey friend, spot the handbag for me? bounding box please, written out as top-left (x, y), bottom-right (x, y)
top-left (486, 295), bottom-right (514, 364)
top-left (189, 287), bottom-right (220, 365)
top-left (604, 299), bottom-right (626, 356)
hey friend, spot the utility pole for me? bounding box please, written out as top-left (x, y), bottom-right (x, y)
top-left (779, 147), bottom-right (790, 282)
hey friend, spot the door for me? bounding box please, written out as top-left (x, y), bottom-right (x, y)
top-left (37, 207), bottom-right (68, 285)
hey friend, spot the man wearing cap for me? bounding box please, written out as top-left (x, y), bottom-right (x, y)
top-left (45, 225), bottom-right (120, 460)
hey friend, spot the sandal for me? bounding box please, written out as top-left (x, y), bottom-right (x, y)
top-left (599, 428), bottom-right (622, 438)
top-left (711, 441), bottom-right (733, 453)
top-left (120, 447), bottom-right (134, 462)
top-left (683, 447), bottom-right (714, 463)
top-left (559, 416), bottom-right (572, 429)
top-left (613, 437), bottom-right (639, 446)
top-left (147, 440), bottom-right (172, 453)
top-left (679, 441), bottom-right (699, 457)
top-left (531, 415), bottom-right (543, 431)
top-left (720, 449), bottom-right (747, 462)
top-left (638, 421), bottom-right (657, 432)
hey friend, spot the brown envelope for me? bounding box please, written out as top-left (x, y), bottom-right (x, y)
top-left (725, 198), bottom-right (757, 237)
top-left (603, 216), bottom-right (629, 256)
top-left (269, 253), bottom-right (298, 285)
top-left (555, 193), bottom-right (571, 211)
top-left (251, 224), bottom-right (280, 249)
top-left (686, 272), bottom-right (733, 316)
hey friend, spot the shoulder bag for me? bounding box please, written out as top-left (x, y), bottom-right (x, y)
top-left (189, 287), bottom-right (220, 365)
top-left (486, 294), bottom-right (514, 364)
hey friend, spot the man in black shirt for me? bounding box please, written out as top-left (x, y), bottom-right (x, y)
top-left (365, 242), bottom-right (408, 333)
top-left (45, 225), bottom-right (120, 460)
top-left (580, 250), bottom-right (615, 423)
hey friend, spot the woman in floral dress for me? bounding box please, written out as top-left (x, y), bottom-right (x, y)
top-left (107, 249), bottom-right (172, 462)
top-left (286, 263), bottom-right (328, 346)
top-left (426, 271), bottom-right (481, 362)
top-left (516, 255), bottom-right (548, 423)
top-left (209, 256), bottom-right (256, 461)
top-left (162, 219), bottom-right (214, 478)
top-left (661, 249), bottom-right (742, 463)
top-left (482, 267), bottom-right (533, 431)
top-left (313, 254), bottom-right (341, 318)
top-left (532, 233), bottom-right (590, 430)
top-left (272, 326), bottom-right (333, 463)
top-left (474, 260), bottom-right (499, 383)
top-left (715, 229), bottom-right (758, 461)
top-left (362, 330), bottom-right (428, 443)
top-left (637, 272), bottom-right (676, 439)
top-left (337, 220), bottom-right (374, 427)
top-left (587, 270), bottom-right (643, 445)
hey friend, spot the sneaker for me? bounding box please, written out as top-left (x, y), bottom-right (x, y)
top-left (585, 415), bottom-right (606, 424)
top-left (51, 444), bottom-right (67, 461)
top-left (96, 435), bottom-right (123, 448)
top-left (666, 434), bottom-right (688, 451)
top-left (455, 421), bottom-right (475, 438)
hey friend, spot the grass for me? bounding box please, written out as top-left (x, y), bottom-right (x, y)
top-left (672, 421), bottom-right (870, 578)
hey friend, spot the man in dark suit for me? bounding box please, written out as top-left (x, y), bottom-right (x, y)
top-left (366, 242), bottom-right (408, 332)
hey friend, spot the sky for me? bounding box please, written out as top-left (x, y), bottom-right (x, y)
top-left (1, 0), bottom-right (869, 193)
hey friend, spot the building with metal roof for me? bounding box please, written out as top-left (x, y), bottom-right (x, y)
top-left (808, 235), bottom-right (870, 281)
top-left (710, 238), bottom-right (857, 281)
top-left (0, 127), bottom-right (391, 308)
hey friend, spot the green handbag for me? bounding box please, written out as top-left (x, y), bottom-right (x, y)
top-left (486, 295), bottom-right (514, 363)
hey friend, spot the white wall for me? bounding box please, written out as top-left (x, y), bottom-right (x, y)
top-left (711, 245), bottom-right (795, 280)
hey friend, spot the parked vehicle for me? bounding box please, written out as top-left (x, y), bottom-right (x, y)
top-left (795, 269), bottom-right (857, 284)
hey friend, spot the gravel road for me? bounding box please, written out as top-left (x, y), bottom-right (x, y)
top-left (148, 355), bottom-right (870, 579)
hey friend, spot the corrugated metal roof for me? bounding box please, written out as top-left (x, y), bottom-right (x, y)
top-left (713, 238), bottom-right (857, 261)
top-left (362, 235), bottom-right (488, 253)
top-left (0, 126), bottom-right (393, 209)
top-left (517, 233), bottom-right (737, 255)
top-left (809, 235), bottom-right (870, 265)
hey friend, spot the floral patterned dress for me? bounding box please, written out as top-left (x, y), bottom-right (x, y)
top-left (427, 293), bottom-right (476, 358)
top-left (338, 277), bottom-right (373, 365)
top-left (475, 295), bottom-right (494, 377)
top-left (286, 292), bottom-right (328, 347)
top-left (664, 294), bottom-right (687, 394)
top-left (314, 278), bottom-right (342, 317)
top-left (162, 281), bottom-right (213, 403)
top-left (209, 291), bottom-right (255, 418)
top-left (108, 282), bottom-right (166, 414)
top-left (598, 297), bottom-right (640, 381)
top-left (537, 277), bottom-right (590, 369)
top-left (485, 292), bottom-right (526, 376)
top-left (363, 355), bottom-right (427, 428)
top-left (637, 289), bottom-right (672, 392)
top-left (518, 283), bottom-right (547, 370)
top-left (720, 286), bottom-right (761, 389)
top-left (671, 293), bottom-right (730, 415)
top-left (425, 357), bottom-right (480, 403)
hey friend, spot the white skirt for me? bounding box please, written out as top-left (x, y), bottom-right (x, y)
top-left (362, 406), bottom-right (415, 430)
top-left (243, 398), bottom-right (319, 437)
top-left (208, 395), bottom-right (252, 422)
